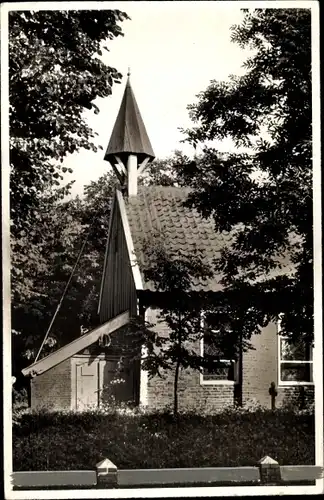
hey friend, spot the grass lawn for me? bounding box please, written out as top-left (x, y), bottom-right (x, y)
top-left (12, 407), bottom-right (315, 471)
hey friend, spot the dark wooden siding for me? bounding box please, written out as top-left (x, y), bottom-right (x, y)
top-left (99, 195), bottom-right (138, 324)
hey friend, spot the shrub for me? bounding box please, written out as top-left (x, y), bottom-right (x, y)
top-left (12, 387), bottom-right (29, 428)
top-left (12, 404), bottom-right (315, 471)
top-left (12, 387), bottom-right (28, 407)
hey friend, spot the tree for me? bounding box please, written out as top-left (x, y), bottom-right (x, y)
top-left (180, 8), bottom-right (313, 345)
top-left (9, 8), bottom-right (128, 380)
top-left (12, 145), bottom-right (190, 384)
top-left (9, 9), bottom-right (129, 237)
top-left (140, 150), bottom-right (194, 187)
top-left (127, 234), bottom-right (243, 417)
top-left (12, 172), bottom-right (117, 386)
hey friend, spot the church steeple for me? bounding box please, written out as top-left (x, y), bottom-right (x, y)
top-left (104, 71), bottom-right (155, 196)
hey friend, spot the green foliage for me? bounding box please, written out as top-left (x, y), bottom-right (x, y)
top-left (140, 150), bottom-right (195, 187)
top-left (10, 8), bottom-right (129, 380)
top-left (12, 172), bottom-right (117, 382)
top-left (133, 235), bottom-right (217, 415)
top-left (13, 406), bottom-right (315, 471)
top-left (12, 386), bottom-right (28, 406)
top-left (12, 145), bottom-right (192, 381)
top-left (180, 9), bottom-right (313, 344)
top-left (9, 9), bottom-right (129, 237)
top-left (12, 386), bottom-right (29, 427)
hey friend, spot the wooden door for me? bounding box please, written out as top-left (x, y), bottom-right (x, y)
top-left (76, 362), bottom-right (99, 410)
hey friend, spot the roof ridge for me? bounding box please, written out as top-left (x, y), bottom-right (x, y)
top-left (138, 185), bottom-right (191, 192)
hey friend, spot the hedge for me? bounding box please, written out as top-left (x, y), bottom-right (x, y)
top-left (13, 406), bottom-right (315, 471)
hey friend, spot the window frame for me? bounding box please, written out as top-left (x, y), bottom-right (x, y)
top-left (199, 313), bottom-right (238, 386)
top-left (277, 319), bottom-right (314, 387)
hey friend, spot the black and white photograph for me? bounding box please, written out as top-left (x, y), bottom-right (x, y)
top-left (1, 1), bottom-right (323, 497)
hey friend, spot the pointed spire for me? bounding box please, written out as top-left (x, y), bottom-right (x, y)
top-left (126, 67), bottom-right (131, 88)
top-left (104, 73), bottom-right (155, 165)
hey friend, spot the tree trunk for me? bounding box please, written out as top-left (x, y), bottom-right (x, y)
top-left (237, 332), bottom-right (243, 406)
top-left (173, 320), bottom-right (182, 418)
top-left (173, 357), bottom-right (181, 417)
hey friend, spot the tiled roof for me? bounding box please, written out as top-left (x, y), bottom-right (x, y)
top-left (125, 186), bottom-right (230, 291)
top-left (125, 186), bottom-right (296, 292)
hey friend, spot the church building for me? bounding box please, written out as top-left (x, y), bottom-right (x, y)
top-left (22, 74), bottom-right (314, 413)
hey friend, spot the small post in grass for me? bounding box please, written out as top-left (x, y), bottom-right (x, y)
top-left (96, 458), bottom-right (117, 488)
top-left (269, 381), bottom-right (277, 410)
top-left (258, 456), bottom-right (281, 485)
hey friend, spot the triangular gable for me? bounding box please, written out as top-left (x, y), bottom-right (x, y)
top-left (22, 311), bottom-right (129, 377)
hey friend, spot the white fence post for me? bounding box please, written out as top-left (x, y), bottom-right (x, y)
top-left (96, 458), bottom-right (118, 487)
top-left (258, 456), bottom-right (281, 484)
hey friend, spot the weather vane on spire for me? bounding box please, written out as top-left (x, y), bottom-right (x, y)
top-left (127, 66), bottom-right (131, 77)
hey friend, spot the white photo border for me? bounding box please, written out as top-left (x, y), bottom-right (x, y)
top-left (1, 1), bottom-right (322, 498)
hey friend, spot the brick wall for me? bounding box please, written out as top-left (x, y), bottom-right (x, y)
top-left (144, 309), bottom-right (314, 412)
top-left (145, 307), bottom-right (235, 413)
top-left (31, 359), bottom-right (71, 410)
top-left (242, 323), bottom-right (278, 408)
top-left (243, 322), bottom-right (314, 409)
top-left (276, 385), bottom-right (314, 408)
top-left (147, 367), bottom-right (235, 412)
top-left (29, 316), bottom-right (314, 413)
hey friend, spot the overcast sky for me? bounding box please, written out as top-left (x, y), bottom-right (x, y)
top-left (63, 2), bottom-right (252, 196)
